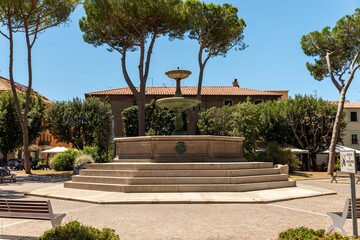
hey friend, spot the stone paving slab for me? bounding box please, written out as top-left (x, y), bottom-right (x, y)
top-left (26, 182), bottom-right (335, 204)
top-left (0, 176), bottom-right (356, 239)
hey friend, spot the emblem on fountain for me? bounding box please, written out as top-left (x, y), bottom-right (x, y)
top-left (156, 69), bottom-right (201, 135)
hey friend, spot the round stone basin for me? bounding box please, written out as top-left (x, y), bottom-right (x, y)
top-left (165, 70), bottom-right (192, 79)
top-left (157, 97), bottom-right (200, 110)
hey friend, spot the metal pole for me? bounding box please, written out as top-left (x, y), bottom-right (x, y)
top-left (111, 117), bottom-right (115, 159)
top-left (106, 115), bottom-right (109, 162)
top-left (350, 173), bottom-right (358, 237)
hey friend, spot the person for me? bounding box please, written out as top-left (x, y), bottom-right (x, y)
top-left (1, 163), bottom-right (16, 182)
top-left (14, 161), bottom-right (19, 170)
top-left (4, 163), bottom-right (11, 171)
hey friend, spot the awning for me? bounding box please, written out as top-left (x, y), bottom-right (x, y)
top-left (41, 147), bottom-right (68, 153)
top-left (318, 145), bottom-right (360, 154)
top-left (256, 147), bottom-right (308, 154)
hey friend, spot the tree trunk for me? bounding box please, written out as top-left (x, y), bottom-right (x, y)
top-left (310, 152), bottom-right (318, 171)
top-left (137, 94), bottom-right (146, 136)
top-left (189, 65), bottom-right (205, 135)
top-left (7, 18), bottom-right (31, 174)
top-left (302, 154), bottom-right (309, 171)
top-left (22, 126), bottom-right (31, 174)
top-left (327, 88), bottom-right (346, 176)
top-left (3, 152), bottom-right (7, 167)
top-left (22, 26), bottom-right (33, 175)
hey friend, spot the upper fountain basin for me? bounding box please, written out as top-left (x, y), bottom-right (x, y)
top-left (165, 69), bottom-right (192, 80)
top-left (157, 97), bottom-right (200, 110)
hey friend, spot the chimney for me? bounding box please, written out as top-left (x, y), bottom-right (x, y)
top-left (232, 79), bottom-right (239, 87)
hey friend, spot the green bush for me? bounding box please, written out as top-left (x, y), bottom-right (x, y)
top-left (81, 146), bottom-right (112, 163)
top-left (75, 154), bottom-right (95, 166)
top-left (231, 100), bottom-right (261, 161)
top-left (122, 100), bottom-right (186, 137)
top-left (50, 150), bottom-right (80, 171)
top-left (198, 100), bottom-right (261, 161)
top-left (38, 220), bottom-right (120, 240)
top-left (278, 227), bottom-right (356, 239)
top-left (197, 105), bottom-right (235, 136)
top-left (254, 142), bottom-right (299, 173)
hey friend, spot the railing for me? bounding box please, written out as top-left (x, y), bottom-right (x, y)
top-left (38, 141), bottom-right (51, 146)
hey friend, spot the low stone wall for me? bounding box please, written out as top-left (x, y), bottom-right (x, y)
top-left (114, 135), bottom-right (245, 162)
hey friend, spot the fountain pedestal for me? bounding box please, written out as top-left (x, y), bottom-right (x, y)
top-left (114, 135), bottom-right (246, 162)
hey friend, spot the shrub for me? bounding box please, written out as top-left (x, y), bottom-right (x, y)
top-left (198, 100), bottom-right (261, 161)
top-left (254, 142), bottom-right (299, 172)
top-left (122, 100), bottom-right (186, 137)
top-left (278, 227), bottom-right (356, 239)
top-left (50, 150), bottom-right (80, 171)
top-left (82, 146), bottom-right (100, 162)
top-left (75, 154), bottom-right (95, 166)
top-left (81, 146), bottom-right (112, 163)
top-left (198, 105), bottom-right (235, 136)
top-left (38, 220), bottom-right (120, 240)
top-left (231, 100), bottom-right (261, 161)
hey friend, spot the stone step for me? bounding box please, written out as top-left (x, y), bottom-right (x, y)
top-left (79, 168), bottom-right (281, 178)
top-left (114, 159), bottom-right (153, 163)
top-left (86, 162), bottom-right (274, 171)
top-left (114, 158), bottom-right (247, 163)
top-left (64, 180), bottom-right (296, 193)
top-left (71, 174), bottom-right (288, 185)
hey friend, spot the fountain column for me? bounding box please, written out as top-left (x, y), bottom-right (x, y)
top-left (156, 69), bottom-right (201, 135)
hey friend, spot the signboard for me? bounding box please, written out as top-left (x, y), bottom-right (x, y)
top-left (340, 150), bottom-right (357, 174)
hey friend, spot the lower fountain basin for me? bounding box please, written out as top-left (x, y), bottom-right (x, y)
top-left (114, 135), bottom-right (246, 162)
top-left (157, 97), bottom-right (200, 110)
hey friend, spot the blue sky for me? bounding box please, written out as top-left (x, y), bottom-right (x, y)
top-left (0, 0), bottom-right (359, 102)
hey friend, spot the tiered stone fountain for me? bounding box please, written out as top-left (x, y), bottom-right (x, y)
top-left (64, 69), bottom-right (295, 193)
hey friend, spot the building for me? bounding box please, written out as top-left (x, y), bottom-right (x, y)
top-left (330, 101), bottom-right (360, 151)
top-left (0, 76), bottom-right (69, 163)
top-left (86, 79), bottom-right (288, 137)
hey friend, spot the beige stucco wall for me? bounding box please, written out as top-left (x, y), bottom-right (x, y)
top-left (90, 94), bottom-right (280, 137)
top-left (342, 108), bottom-right (360, 150)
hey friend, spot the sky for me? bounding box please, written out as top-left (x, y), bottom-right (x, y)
top-left (0, 0), bottom-right (359, 102)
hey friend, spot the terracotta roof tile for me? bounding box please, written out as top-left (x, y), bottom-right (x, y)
top-left (0, 76), bottom-right (53, 105)
top-left (86, 86), bottom-right (282, 97)
top-left (330, 101), bottom-right (360, 109)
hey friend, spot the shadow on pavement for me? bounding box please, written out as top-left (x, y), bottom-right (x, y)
top-left (1, 175), bottom-right (67, 186)
top-left (0, 190), bottom-right (27, 199)
top-left (0, 235), bottom-right (37, 240)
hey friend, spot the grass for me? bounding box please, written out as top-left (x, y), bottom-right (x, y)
top-left (13, 170), bottom-right (73, 179)
top-left (289, 171), bottom-right (332, 180)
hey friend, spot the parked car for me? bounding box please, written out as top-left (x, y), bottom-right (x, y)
top-left (7, 159), bottom-right (22, 170)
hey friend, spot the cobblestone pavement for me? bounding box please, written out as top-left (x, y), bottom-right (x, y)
top-left (0, 175), bottom-right (357, 240)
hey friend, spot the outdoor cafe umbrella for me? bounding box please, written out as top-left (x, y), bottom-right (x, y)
top-left (41, 147), bottom-right (68, 154)
top-left (319, 145), bottom-right (360, 155)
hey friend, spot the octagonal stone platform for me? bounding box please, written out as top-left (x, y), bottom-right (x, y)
top-left (64, 136), bottom-right (296, 193)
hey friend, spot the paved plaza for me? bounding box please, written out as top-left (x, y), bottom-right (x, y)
top-left (0, 175), bottom-right (358, 239)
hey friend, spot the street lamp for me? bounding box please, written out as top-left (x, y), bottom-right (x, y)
top-left (105, 112), bottom-right (113, 162)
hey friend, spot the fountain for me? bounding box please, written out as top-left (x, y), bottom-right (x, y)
top-left (63, 69), bottom-right (295, 193)
top-left (156, 69), bottom-right (200, 135)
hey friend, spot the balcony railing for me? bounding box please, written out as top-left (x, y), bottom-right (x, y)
top-left (38, 141), bottom-right (50, 146)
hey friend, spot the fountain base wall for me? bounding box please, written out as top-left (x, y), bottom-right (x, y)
top-left (114, 135), bottom-right (246, 162)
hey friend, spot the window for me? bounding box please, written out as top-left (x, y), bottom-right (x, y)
top-left (351, 112), bottom-right (358, 122)
top-left (224, 100), bottom-right (233, 106)
top-left (351, 134), bottom-right (358, 144)
top-left (254, 99), bottom-right (262, 105)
